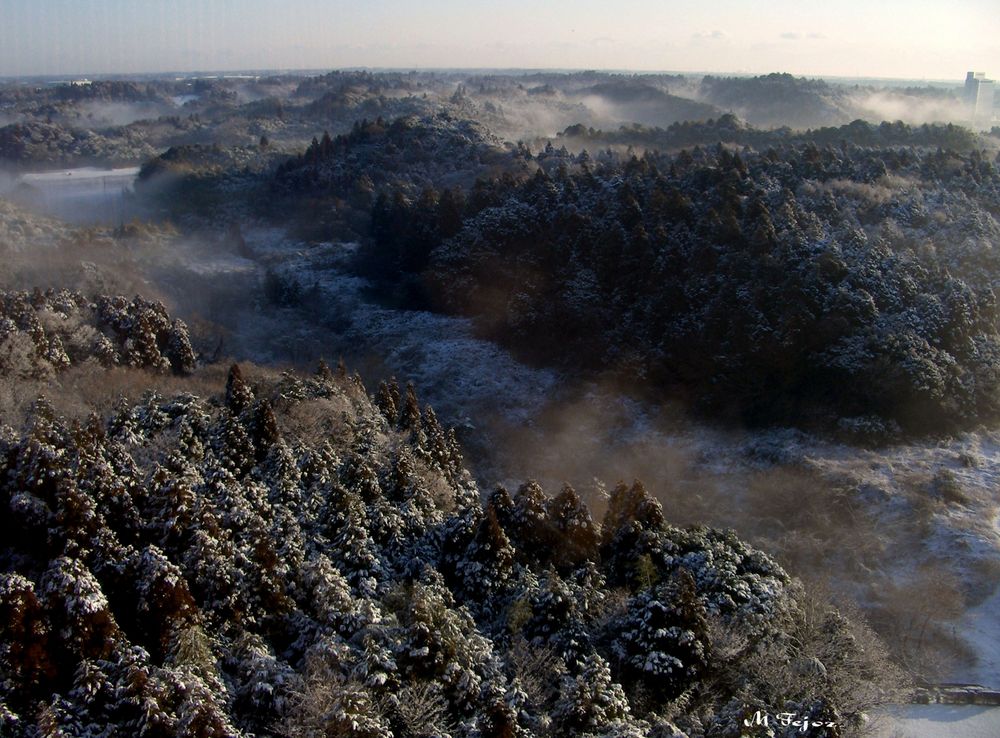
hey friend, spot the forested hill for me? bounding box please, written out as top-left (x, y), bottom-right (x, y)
top-left (273, 114), bottom-right (526, 199)
top-left (359, 131), bottom-right (1000, 438)
top-left (556, 115), bottom-right (981, 153)
top-left (0, 347), bottom-right (895, 735)
top-left (697, 74), bottom-right (847, 129)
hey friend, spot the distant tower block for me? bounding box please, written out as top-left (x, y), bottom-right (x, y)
top-left (965, 71), bottom-right (995, 126)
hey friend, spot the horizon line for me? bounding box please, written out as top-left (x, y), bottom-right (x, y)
top-left (0, 65), bottom-right (967, 86)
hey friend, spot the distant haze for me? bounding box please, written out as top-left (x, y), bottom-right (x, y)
top-left (1, 0), bottom-right (997, 80)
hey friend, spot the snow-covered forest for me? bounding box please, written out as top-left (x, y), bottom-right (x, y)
top-left (0, 351), bottom-right (897, 736)
top-left (2, 67), bottom-right (999, 737)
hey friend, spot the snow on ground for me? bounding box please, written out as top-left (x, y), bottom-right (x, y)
top-left (19, 166), bottom-right (141, 182)
top-left (252, 234), bottom-right (559, 430)
top-left (180, 250), bottom-right (257, 277)
top-left (799, 433), bottom-right (1000, 682)
top-left (956, 584), bottom-right (1000, 687)
top-left (878, 705), bottom-right (1000, 738)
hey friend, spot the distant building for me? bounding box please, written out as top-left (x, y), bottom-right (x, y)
top-left (965, 71), bottom-right (995, 126)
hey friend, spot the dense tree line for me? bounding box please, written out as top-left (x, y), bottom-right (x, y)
top-left (360, 137), bottom-right (1000, 437)
top-left (557, 116), bottom-right (981, 155)
top-left (263, 114), bottom-right (527, 241)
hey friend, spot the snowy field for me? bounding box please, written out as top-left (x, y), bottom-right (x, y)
top-left (878, 704), bottom-right (1000, 738)
top-left (12, 166), bottom-right (139, 224)
top-left (19, 166), bottom-right (141, 182)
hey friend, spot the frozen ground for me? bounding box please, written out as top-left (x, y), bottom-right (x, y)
top-left (78, 218), bottom-right (996, 718)
top-left (956, 585), bottom-right (1000, 687)
top-left (247, 232), bottom-right (560, 435)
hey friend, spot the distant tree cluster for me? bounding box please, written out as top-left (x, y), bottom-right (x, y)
top-left (51, 81), bottom-right (159, 104)
top-left (361, 137), bottom-right (1000, 437)
top-left (135, 144), bottom-right (283, 219)
top-left (137, 144), bottom-right (251, 181)
top-left (698, 73), bottom-right (846, 129)
top-left (557, 115), bottom-right (981, 154)
top-left (263, 113), bottom-right (528, 241)
top-left (0, 361), bottom-right (894, 736)
top-left (0, 122), bottom-right (157, 168)
top-left (274, 114), bottom-right (523, 205)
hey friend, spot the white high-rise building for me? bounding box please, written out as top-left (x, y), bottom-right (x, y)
top-left (965, 71), bottom-right (995, 126)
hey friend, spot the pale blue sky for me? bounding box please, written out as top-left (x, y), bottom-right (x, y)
top-left (1, 0), bottom-right (997, 80)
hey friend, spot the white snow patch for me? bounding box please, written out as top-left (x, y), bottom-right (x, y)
top-left (953, 584), bottom-right (1000, 687)
top-left (879, 704), bottom-right (1000, 738)
top-left (20, 167), bottom-right (141, 183)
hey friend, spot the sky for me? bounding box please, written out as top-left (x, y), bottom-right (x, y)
top-left (1, 0), bottom-right (998, 81)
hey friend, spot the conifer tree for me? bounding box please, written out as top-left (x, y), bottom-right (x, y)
top-left (224, 364), bottom-right (254, 415)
